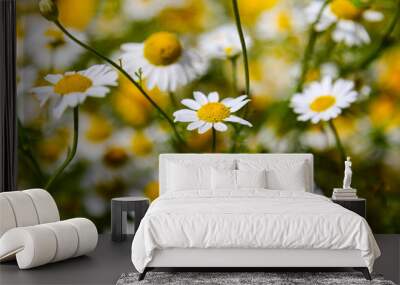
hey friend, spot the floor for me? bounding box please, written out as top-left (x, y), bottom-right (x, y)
top-left (0, 234), bottom-right (399, 285)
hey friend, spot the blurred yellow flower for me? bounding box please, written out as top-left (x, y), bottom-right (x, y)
top-left (144, 181), bottom-right (159, 201)
top-left (158, 0), bottom-right (209, 33)
top-left (377, 47), bottom-right (400, 95)
top-left (113, 76), bottom-right (168, 127)
top-left (38, 128), bottom-right (70, 163)
top-left (57, 0), bottom-right (98, 31)
top-left (102, 146), bottom-right (129, 169)
top-left (369, 96), bottom-right (400, 129)
top-left (130, 131), bottom-right (154, 157)
top-left (85, 114), bottom-right (113, 143)
top-left (237, 0), bottom-right (278, 25)
top-left (332, 116), bottom-right (356, 139)
top-left (307, 0), bottom-right (383, 46)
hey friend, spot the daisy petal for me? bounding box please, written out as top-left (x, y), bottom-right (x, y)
top-left (208, 92), bottom-right (219, 102)
top-left (193, 91), bottom-right (208, 105)
top-left (230, 99), bottom-right (250, 112)
top-left (363, 10), bottom-right (383, 22)
top-left (224, 115), bottom-right (252, 127)
top-left (181, 99), bottom-right (201, 110)
top-left (44, 74), bottom-right (62, 84)
top-left (187, 120), bottom-right (205, 131)
top-left (213, 122), bottom-right (228, 132)
top-left (222, 95), bottom-right (247, 107)
top-left (173, 109), bottom-right (198, 122)
top-left (198, 122), bottom-right (212, 134)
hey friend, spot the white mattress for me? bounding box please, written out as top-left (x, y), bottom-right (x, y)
top-left (131, 190), bottom-right (380, 273)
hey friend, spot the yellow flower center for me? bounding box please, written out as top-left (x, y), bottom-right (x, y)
top-left (197, 102), bottom-right (230, 123)
top-left (310, 95), bottom-right (336, 112)
top-left (330, 0), bottom-right (362, 20)
top-left (44, 28), bottom-right (66, 49)
top-left (277, 11), bottom-right (291, 31)
top-left (224, 46), bottom-right (234, 57)
top-left (103, 147), bottom-right (129, 168)
top-left (130, 132), bottom-right (153, 156)
top-left (143, 32), bottom-right (182, 66)
top-left (85, 115), bottom-right (112, 143)
top-left (54, 74), bottom-right (93, 95)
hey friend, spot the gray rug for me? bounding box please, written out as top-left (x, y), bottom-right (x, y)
top-left (116, 272), bottom-right (396, 285)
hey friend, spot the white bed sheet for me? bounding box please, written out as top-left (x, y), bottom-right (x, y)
top-left (131, 190), bottom-right (380, 273)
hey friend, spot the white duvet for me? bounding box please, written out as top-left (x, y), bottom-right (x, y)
top-left (131, 190), bottom-right (380, 273)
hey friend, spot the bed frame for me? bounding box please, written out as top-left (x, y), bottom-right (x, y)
top-left (139, 154), bottom-right (371, 280)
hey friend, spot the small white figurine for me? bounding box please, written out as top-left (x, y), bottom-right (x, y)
top-left (343, 156), bottom-right (352, 189)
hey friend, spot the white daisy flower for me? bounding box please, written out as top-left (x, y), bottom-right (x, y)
top-left (173, 91), bottom-right (252, 134)
top-left (306, 0), bottom-right (383, 46)
top-left (256, 4), bottom-right (306, 40)
top-left (123, 0), bottom-right (185, 21)
top-left (199, 24), bottom-right (252, 59)
top-left (31, 64), bottom-right (118, 118)
top-left (291, 76), bottom-right (358, 123)
top-left (24, 16), bottom-right (86, 70)
top-left (120, 31), bottom-right (207, 92)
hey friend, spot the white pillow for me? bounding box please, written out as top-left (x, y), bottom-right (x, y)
top-left (237, 159), bottom-right (308, 191)
top-left (211, 168), bottom-right (267, 190)
top-left (211, 168), bottom-right (236, 190)
top-left (166, 159), bottom-right (236, 192)
top-left (237, 169), bottom-right (267, 188)
top-left (167, 163), bottom-right (211, 191)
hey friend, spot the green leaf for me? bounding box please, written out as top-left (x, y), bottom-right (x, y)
top-left (350, 0), bottom-right (363, 8)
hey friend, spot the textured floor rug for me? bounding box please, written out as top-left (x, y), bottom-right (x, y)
top-left (116, 272), bottom-right (395, 285)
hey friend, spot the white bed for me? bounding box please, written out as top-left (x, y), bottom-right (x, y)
top-left (131, 154), bottom-right (380, 280)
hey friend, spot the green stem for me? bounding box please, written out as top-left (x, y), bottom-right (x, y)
top-left (341, 0), bottom-right (400, 75)
top-left (328, 120), bottom-right (346, 162)
top-left (45, 107), bottom-right (79, 190)
top-left (53, 20), bottom-right (185, 148)
top-left (230, 56), bottom-right (238, 96)
top-left (168, 91), bottom-right (178, 109)
top-left (232, 0), bottom-right (250, 97)
top-left (212, 128), bottom-right (217, 153)
top-left (295, 0), bottom-right (331, 93)
top-left (17, 119), bottom-right (45, 182)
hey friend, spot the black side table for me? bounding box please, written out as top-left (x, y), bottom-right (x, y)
top-left (331, 198), bottom-right (366, 218)
top-left (111, 197), bottom-right (149, 242)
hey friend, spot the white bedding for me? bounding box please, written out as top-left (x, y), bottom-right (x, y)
top-left (131, 190), bottom-right (380, 273)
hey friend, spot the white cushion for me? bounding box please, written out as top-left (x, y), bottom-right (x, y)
top-left (211, 169), bottom-right (267, 190)
top-left (0, 189), bottom-right (98, 269)
top-left (0, 189), bottom-right (60, 238)
top-left (24, 189), bottom-right (60, 224)
top-left (0, 218), bottom-right (97, 269)
top-left (167, 160), bottom-right (235, 191)
top-left (238, 159), bottom-right (307, 191)
top-left (0, 196), bottom-right (17, 237)
top-left (211, 168), bottom-right (236, 190)
top-left (237, 169), bottom-right (267, 189)
top-left (0, 191), bottom-right (39, 227)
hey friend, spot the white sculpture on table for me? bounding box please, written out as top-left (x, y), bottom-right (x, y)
top-left (343, 156), bottom-right (353, 190)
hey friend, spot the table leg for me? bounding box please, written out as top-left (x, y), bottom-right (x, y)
top-left (111, 201), bottom-right (123, 242)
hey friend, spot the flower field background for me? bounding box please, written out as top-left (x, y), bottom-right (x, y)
top-left (17, 0), bottom-right (400, 233)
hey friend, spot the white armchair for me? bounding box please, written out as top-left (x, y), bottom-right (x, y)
top-left (0, 189), bottom-right (98, 269)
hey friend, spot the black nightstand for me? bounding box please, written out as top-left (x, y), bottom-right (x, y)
top-left (331, 198), bottom-right (366, 218)
top-left (111, 197), bottom-right (149, 242)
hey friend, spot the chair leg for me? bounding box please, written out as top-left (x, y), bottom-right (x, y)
top-left (138, 268), bottom-right (148, 281)
top-left (354, 267), bottom-right (371, 280)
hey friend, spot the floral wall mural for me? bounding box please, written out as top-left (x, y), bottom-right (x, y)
top-left (16, 0), bottom-right (400, 233)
